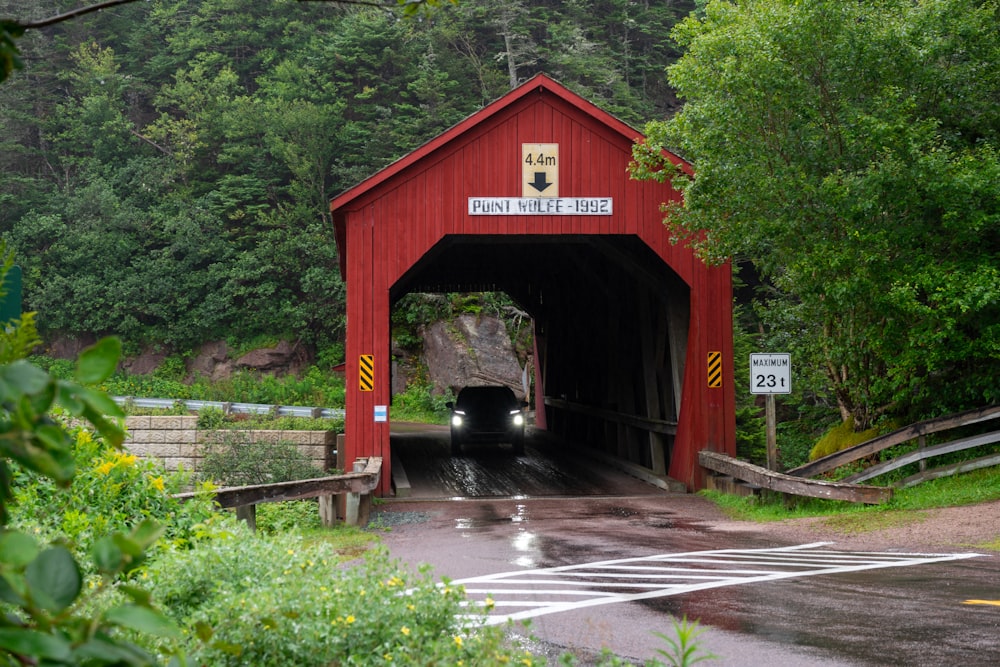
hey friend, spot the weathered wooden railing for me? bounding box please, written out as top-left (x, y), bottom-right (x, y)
top-left (702, 405), bottom-right (1000, 503)
top-left (786, 405), bottom-right (1000, 484)
top-left (174, 457), bottom-right (382, 529)
top-left (699, 451), bottom-right (893, 504)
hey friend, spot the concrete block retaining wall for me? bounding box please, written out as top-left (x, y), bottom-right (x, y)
top-left (124, 415), bottom-right (337, 474)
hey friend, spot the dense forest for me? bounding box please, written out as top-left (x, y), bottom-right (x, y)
top-left (0, 0), bottom-right (695, 356)
top-left (2, 0), bottom-right (999, 449)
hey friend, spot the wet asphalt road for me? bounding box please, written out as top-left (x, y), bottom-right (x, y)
top-left (381, 426), bottom-right (1000, 666)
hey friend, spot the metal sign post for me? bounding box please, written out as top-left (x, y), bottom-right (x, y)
top-left (750, 353), bottom-right (791, 471)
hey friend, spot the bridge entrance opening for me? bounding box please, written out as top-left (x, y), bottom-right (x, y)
top-left (390, 234), bottom-right (690, 479)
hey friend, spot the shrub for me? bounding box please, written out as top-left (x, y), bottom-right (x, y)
top-left (808, 417), bottom-right (881, 461)
top-left (197, 432), bottom-right (328, 487)
top-left (391, 382), bottom-right (453, 424)
top-left (139, 525), bottom-right (535, 666)
top-left (10, 426), bottom-right (217, 561)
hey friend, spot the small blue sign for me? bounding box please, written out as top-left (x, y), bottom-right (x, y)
top-left (374, 405), bottom-right (388, 422)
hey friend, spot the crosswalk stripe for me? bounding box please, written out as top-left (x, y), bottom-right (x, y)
top-left (446, 542), bottom-right (982, 626)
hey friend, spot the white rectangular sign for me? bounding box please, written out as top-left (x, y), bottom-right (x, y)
top-left (750, 353), bottom-right (791, 394)
top-left (468, 197), bottom-right (612, 216)
top-left (374, 405), bottom-right (388, 422)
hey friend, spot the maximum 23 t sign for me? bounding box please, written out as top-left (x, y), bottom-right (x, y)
top-left (750, 353), bottom-right (791, 395)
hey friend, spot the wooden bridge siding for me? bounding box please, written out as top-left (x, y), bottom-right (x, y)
top-left (336, 76), bottom-right (735, 493)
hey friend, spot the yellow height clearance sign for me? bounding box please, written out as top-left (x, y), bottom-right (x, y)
top-left (522, 143), bottom-right (559, 197)
top-left (359, 354), bottom-right (374, 392)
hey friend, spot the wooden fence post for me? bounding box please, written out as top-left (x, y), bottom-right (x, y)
top-left (236, 504), bottom-right (257, 531)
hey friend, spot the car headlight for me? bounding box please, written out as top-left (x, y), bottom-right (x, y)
top-left (510, 412), bottom-right (524, 427)
top-left (451, 413), bottom-right (464, 427)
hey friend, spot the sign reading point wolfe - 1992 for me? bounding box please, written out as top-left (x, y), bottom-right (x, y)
top-left (750, 353), bottom-right (791, 394)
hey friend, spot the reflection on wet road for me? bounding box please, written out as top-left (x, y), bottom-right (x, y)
top-left (391, 426), bottom-right (664, 498)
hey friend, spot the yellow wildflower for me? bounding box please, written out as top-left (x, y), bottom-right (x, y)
top-left (96, 461), bottom-right (114, 476)
top-left (150, 476), bottom-right (165, 492)
top-left (345, 615), bottom-right (356, 624)
top-left (116, 452), bottom-right (137, 467)
top-left (400, 626), bottom-right (410, 637)
top-left (453, 636), bottom-right (463, 648)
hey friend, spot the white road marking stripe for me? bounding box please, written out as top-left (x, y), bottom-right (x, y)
top-left (447, 543), bottom-right (982, 626)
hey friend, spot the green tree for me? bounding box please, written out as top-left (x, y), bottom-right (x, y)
top-left (632, 0), bottom-right (1000, 428)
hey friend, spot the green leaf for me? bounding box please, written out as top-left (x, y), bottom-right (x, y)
top-left (104, 605), bottom-right (183, 640)
top-left (194, 621), bottom-right (214, 642)
top-left (129, 520), bottom-right (165, 551)
top-left (55, 382), bottom-right (85, 415)
top-left (75, 385), bottom-right (125, 418)
top-left (73, 634), bottom-right (156, 665)
top-left (75, 337), bottom-right (122, 384)
top-left (25, 547), bottom-right (81, 613)
top-left (0, 530), bottom-right (39, 567)
top-left (112, 533), bottom-right (144, 559)
top-left (0, 361), bottom-right (49, 400)
top-left (0, 572), bottom-right (26, 606)
top-left (0, 628), bottom-right (72, 661)
top-left (79, 406), bottom-right (125, 448)
top-left (118, 585), bottom-right (153, 606)
top-left (92, 536), bottom-right (124, 574)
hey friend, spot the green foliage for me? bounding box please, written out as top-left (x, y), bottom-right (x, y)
top-left (634, 0), bottom-right (1000, 428)
top-left (0, 20), bottom-right (24, 84)
top-left (0, 253), bottom-right (186, 664)
top-left (391, 382), bottom-right (455, 424)
top-left (140, 527), bottom-right (533, 666)
top-left (704, 460), bottom-right (1000, 521)
top-left (651, 615), bottom-right (718, 667)
top-left (197, 432), bottom-right (327, 487)
top-left (808, 418), bottom-right (882, 462)
top-left (774, 404), bottom-right (839, 471)
top-left (194, 407), bottom-right (226, 430)
top-left (253, 500), bottom-right (324, 535)
top-left (11, 429), bottom-right (215, 559)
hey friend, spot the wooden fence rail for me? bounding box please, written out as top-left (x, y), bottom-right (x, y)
top-left (786, 405), bottom-right (1000, 479)
top-left (843, 431), bottom-right (1000, 487)
top-left (174, 457), bottom-right (382, 529)
top-left (699, 451), bottom-right (893, 505)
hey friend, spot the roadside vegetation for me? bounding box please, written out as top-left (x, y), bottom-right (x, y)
top-left (703, 465), bottom-right (1000, 534)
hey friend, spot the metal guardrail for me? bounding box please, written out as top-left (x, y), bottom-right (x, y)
top-left (112, 396), bottom-right (345, 420)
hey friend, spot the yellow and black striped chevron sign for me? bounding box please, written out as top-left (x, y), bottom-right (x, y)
top-left (707, 351), bottom-right (723, 388)
top-left (359, 354), bottom-right (374, 392)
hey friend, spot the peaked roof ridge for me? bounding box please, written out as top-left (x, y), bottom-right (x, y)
top-left (330, 73), bottom-right (649, 212)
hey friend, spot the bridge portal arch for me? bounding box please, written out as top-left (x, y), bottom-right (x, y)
top-left (331, 74), bottom-right (734, 494)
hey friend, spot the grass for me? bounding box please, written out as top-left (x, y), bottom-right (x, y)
top-left (701, 465), bottom-right (1000, 540)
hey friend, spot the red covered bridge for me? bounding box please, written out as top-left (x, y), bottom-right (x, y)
top-left (331, 74), bottom-right (734, 495)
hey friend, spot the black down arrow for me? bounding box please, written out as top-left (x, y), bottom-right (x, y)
top-left (529, 171), bottom-right (553, 192)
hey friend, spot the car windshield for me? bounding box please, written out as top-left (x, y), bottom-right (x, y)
top-left (456, 386), bottom-right (517, 410)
